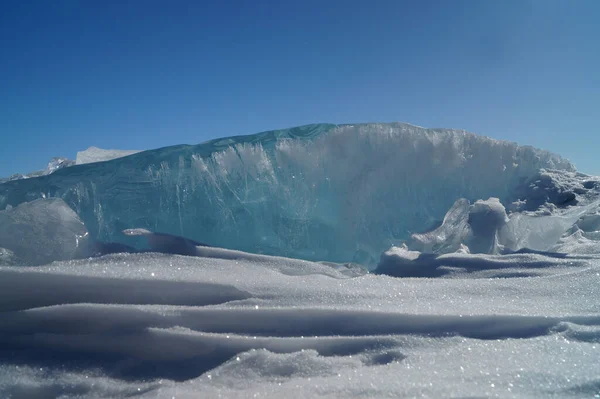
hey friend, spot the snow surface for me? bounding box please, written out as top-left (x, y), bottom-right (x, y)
top-left (75, 146), bottom-right (141, 165)
top-left (0, 250), bottom-right (599, 398)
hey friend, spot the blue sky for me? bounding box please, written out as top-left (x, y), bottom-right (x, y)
top-left (1, 0), bottom-right (599, 177)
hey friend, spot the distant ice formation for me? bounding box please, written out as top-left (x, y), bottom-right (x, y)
top-left (0, 123), bottom-right (577, 264)
top-left (0, 156), bottom-right (75, 184)
top-left (0, 146), bottom-right (140, 184)
top-left (75, 146), bottom-right (141, 165)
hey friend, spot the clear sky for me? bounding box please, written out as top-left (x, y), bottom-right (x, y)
top-left (1, 0), bottom-right (599, 177)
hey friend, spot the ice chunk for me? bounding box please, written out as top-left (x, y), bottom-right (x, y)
top-left (75, 146), bottom-right (141, 165)
top-left (500, 200), bottom-right (600, 252)
top-left (408, 168), bottom-right (600, 256)
top-left (409, 198), bottom-right (471, 253)
top-left (496, 170), bottom-right (600, 252)
top-left (0, 198), bottom-right (90, 265)
top-left (548, 207), bottom-right (600, 254)
top-left (467, 198), bottom-right (508, 254)
top-left (0, 123), bottom-right (575, 264)
top-left (408, 197), bottom-right (508, 255)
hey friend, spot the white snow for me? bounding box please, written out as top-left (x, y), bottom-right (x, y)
top-left (0, 248), bottom-right (599, 398)
top-left (75, 146), bottom-right (141, 165)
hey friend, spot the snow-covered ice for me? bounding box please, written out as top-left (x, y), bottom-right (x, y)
top-left (0, 123), bottom-right (599, 398)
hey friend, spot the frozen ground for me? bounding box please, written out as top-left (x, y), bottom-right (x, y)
top-left (0, 248), bottom-right (599, 398)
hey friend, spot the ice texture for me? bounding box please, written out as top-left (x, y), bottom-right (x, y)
top-left (75, 146), bottom-right (141, 165)
top-left (0, 123), bottom-right (575, 264)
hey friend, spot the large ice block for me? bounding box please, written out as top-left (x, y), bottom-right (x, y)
top-left (0, 123), bottom-right (575, 264)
